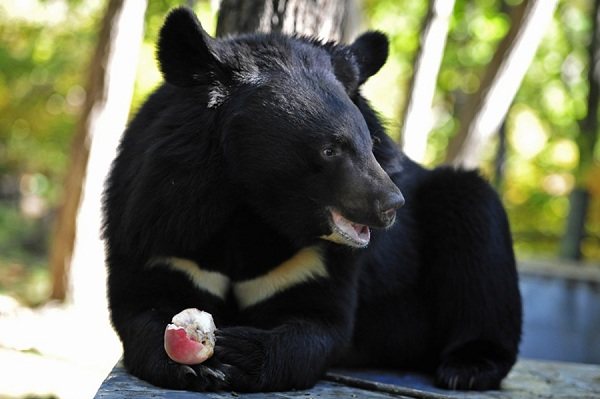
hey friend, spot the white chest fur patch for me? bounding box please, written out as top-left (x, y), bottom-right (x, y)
top-left (233, 246), bottom-right (328, 309)
top-left (148, 257), bottom-right (230, 300)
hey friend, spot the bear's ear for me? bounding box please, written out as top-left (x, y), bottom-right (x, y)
top-left (157, 7), bottom-right (223, 87)
top-left (350, 31), bottom-right (389, 85)
top-left (330, 48), bottom-right (360, 95)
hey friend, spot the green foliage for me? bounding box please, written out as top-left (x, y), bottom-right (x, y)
top-left (0, 204), bottom-right (50, 305)
top-left (504, 0), bottom-right (600, 259)
top-left (0, 2), bottom-right (101, 198)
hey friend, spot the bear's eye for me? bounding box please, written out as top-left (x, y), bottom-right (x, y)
top-left (322, 146), bottom-right (341, 158)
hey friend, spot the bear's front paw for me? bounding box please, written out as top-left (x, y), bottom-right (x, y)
top-left (435, 357), bottom-right (505, 391)
top-left (213, 327), bottom-right (268, 391)
top-left (435, 341), bottom-right (515, 391)
top-left (148, 359), bottom-right (225, 392)
top-left (169, 361), bottom-right (226, 391)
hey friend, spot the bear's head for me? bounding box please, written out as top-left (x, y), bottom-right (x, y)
top-left (157, 7), bottom-right (404, 248)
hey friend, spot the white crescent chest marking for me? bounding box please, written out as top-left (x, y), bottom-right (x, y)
top-left (233, 246), bottom-right (328, 309)
top-left (148, 257), bottom-right (230, 300)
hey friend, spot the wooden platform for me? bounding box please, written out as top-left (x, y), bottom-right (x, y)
top-left (94, 359), bottom-right (600, 398)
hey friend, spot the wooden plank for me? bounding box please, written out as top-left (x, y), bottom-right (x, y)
top-left (94, 361), bottom-right (408, 398)
top-left (330, 359), bottom-right (600, 398)
top-left (94, 359), bottom-right (600, 398)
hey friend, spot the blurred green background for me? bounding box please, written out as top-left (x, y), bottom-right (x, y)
top-left (0, 0), bottom-right (598, 307)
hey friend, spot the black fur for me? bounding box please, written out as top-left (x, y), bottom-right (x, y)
top-left (103, 7), bottom-right (522, 393)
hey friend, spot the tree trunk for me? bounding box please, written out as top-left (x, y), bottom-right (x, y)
top-left (49, 0), bottom-right (147, 301)
top-left (217, 0), bottom-right (359, 43)
top-left (444, 0), bottom-right (558, 169)
top-left (560, 0), bottom-right (600, 260)
top-left (49, 0), bottom-right (124, 301)
top-left (400, 0), bottom-right (455, 163)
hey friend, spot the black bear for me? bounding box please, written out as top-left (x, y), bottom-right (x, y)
top-left (102, 7), bottom-right (522, 393)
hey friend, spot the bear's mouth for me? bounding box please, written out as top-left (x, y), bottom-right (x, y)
top-left (321, 208), bottom-right (370, 248)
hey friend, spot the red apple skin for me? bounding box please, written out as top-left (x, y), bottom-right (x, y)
top-left (164, 325), bottom-right (208, 365)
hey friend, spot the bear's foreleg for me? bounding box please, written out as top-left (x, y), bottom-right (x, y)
top-left (416, 168), bottom-right (522, 390)
top-left (213, 320), bottom-right (348, 391)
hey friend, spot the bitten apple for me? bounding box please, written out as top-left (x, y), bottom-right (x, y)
top-left (164, 308), bottom-right (216, 365)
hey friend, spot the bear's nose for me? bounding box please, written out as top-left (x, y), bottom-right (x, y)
top-left (378, 192), bottom-right (404, 226)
